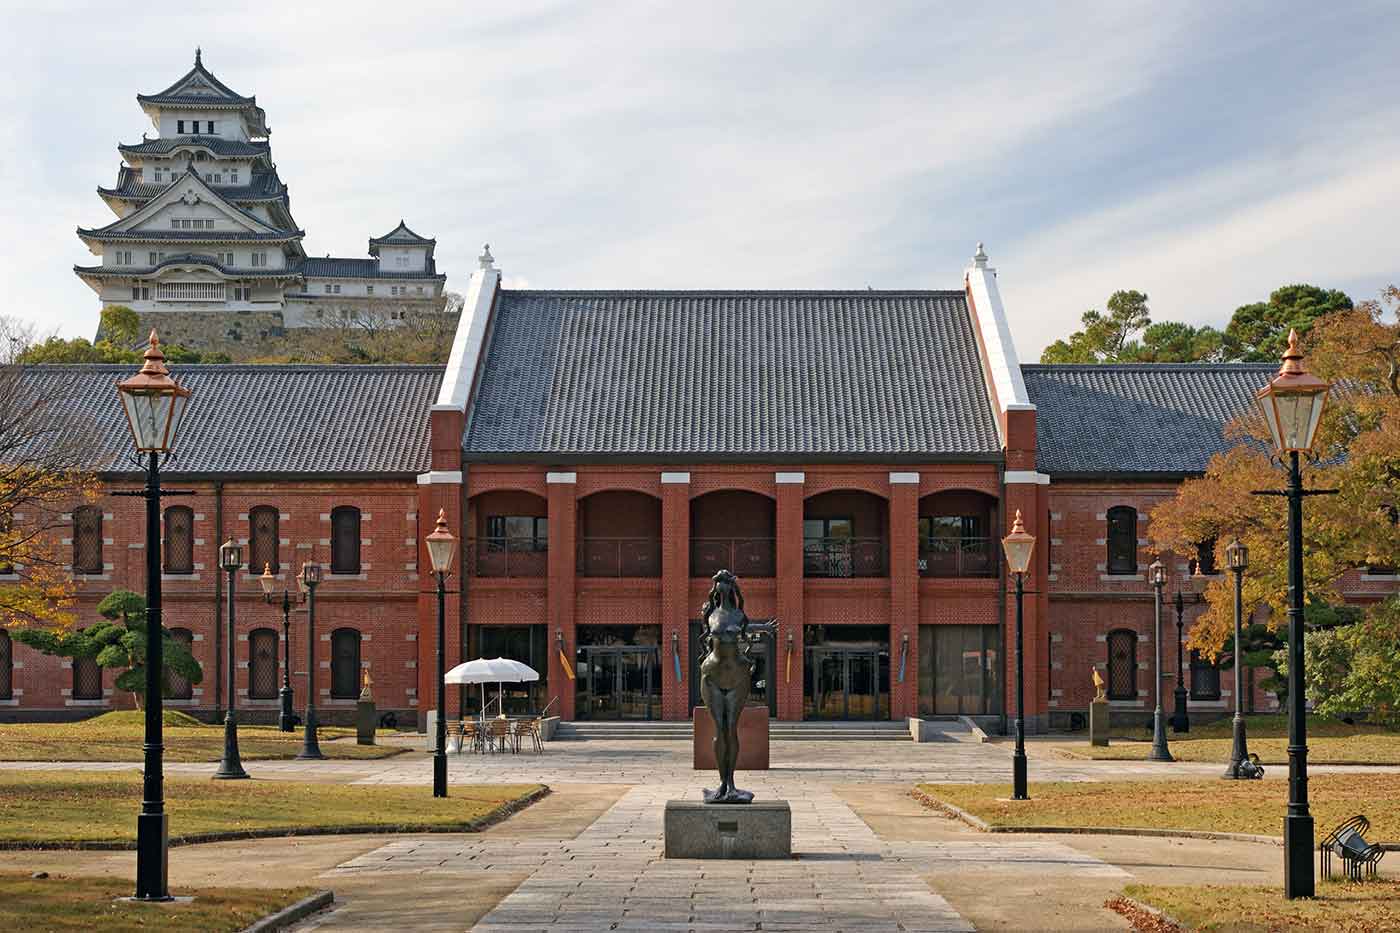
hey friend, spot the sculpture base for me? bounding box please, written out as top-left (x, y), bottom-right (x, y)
top-left (703, 787), bottom-right (754, 804)
top-left (664, 800), bottom-right (791, 859)
top-left (1089, 699), bottom-right (1110, 747)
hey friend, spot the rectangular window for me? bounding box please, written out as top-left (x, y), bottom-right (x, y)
top-left (324, 284), bottom-right (332, 294)
top-left (148, 251), bottom-right (158, 265)
top-left (177, 120), bottom-right (185, 134)
top-left (416, 286), bottom-right (423, 295)
top-left (251, 252), bottom-right (267, 267)
top-left (206, 120), bottom-right (215, 134)
top-left (72, 506), bottom-right (103, 574)
top-left (72, 656), bottom-right (103, 701)
top-left (365, 285), bottom-right (373, 295)
top-left (171, 219), bottom-right (180, 229)
top-left (1106, 507), bottom-right (1138, 574)
top-left (230, 170), bottom-right (239, 183)
top-left (131, 287), bottom-right (140, 300)
top-left (333, 284), bottom-right (341, 294)
top-left (163, 506), bottom-right (194, 574)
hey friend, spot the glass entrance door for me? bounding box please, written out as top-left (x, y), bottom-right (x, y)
top-left (804, 646), bottom-right (888, 720)
top-left (576, 646), bottom-right (659, 720)
top-left (688, 622), bottom-right (778, 717)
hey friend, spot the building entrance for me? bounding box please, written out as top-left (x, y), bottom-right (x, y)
top-left (918, 624), bottom-right (1002, 717)
top-left (575, 625), bottom-right (661, 721)
top-left (803, 625), bottom-right (890, 720)
top-left (687, 621), bottom-right (777, 717)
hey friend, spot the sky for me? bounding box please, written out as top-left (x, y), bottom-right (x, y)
top-left (2, 0), bottom-right (1397, 359)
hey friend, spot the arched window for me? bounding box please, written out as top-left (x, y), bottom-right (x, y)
top-left (1106, 629), bottom-right (1137, 700)
top-left (248, 628), bottom-right (279, 699)
top-left (1190, 650), bottom-right (1221, 700)
top-left (330, 506), bottom-right (361, 574)
top-left (0, 630), bottom-right (12, 700)
top-left (163, 506), bottom-right (194, 575)
top-left (248, 506), bottom-right (279, 575)
top-left (72, 655), bottom-right (103, 700)
top-left (167, 628), bottom-right (193, 699)
top-left (1106, 507), bottom-right (1138, 574)
top-left (330, 628), bottom-right (361, 699)
top-left (72, 505), bottom-right (104, 574)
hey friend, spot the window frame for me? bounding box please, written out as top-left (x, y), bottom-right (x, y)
top-left (1106, 629), bottom-right (1138, 701)
top-left (248, 628), bottom-right (279, 699)
top-left (329, 628), bottom-right (361, 699)
top-left (1189, 650), bottom-right (1222, 701)
top-left (163, 505), bottom-right (195, 575)
top-left (72, 655), bottom-right (103, 701)
top-left (248, 505), bottom-right (279, 576)
top-left (484, 515), bottom-right (548, 551)
top-left (72, 505), bottom-right (104, 575)
top-left (167, 627), bottom-right (194, 699)
top-left (1106, 506), bottom-right (1138, 575)
top-left (0, 630), bottom-right (11, 700)
top-left (330, 506), bottom-right (362, 574)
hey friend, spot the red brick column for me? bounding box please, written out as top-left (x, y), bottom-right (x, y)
top-left (775, 473), bottom-right (805, 721)
top-left (888, 473), bottom-right (920, 720)
top-left (416, 477), bottom-right (463, 729)
top-left (547, 472), bottom-right (578, 721)
top-left (660, 473), bottom-right (691, 720)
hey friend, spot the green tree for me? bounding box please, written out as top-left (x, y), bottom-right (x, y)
top-left (98, 305), bottom-right (141, 346)
top-left (10, 590), bottom-right (202, 705)
top-left (1224, 284), bottom-right (1353, 362)
top-left (1134, 321), bottom-right (1228, 363)
top-left (1040, 290), bottom-right (1151, 363)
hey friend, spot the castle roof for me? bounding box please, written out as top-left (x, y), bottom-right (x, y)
top-left (118, 136), bottom-right (270, 159)
top-left (299, 257), bottom-right (445, 281)
top-left (1022, 363), bottom-right (1277, 478)
top-left (136, 50), bottom-right (268, 135)
top-left (14, 364), bottom-right (445, 477)
top-left (368, 221), bottom-right (436, 257)
top-left (74, 253), bottom-right (303, 281)
top-left (463, 289), bottom-right (1001, 461)
top-left (98, 166), bottom-right (287, 204)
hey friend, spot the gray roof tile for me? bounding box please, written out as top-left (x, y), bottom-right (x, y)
top-left (118, 136), bottom-right (270, 158)
top-left (299, 257), bottom-right (443, 280)
top-left (1022, 363), bottom-right (1277, 476)
top-left (17, 364), bottom-right (444, 476)
top-left (464, 290), bottom-right (1001, 459)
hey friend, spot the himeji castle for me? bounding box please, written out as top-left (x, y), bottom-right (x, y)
top-left (75, 50), bottom-right (447, 330)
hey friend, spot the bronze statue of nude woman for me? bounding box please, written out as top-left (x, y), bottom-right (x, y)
top-left (698, 569), bottom-right (777, 804)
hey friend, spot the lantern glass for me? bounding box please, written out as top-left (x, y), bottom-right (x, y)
top-left (426, 533), bottom-right (456, 574)
top-left (1257, 390), bottom-right (1327, 455)
top-left (1150, 559), bottom-right (1167, 586)
top-left (1001, 532), bottom-right (1035, 576)
top-left (218, 539), bottom-right (243, 572)
top-left (258, 562), bottom-right (275, 596)
top-left (1226, 538), bottom-right (1248, 572)
top-left (300, 562), bottom-right (322, 588)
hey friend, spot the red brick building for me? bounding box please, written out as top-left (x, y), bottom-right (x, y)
top-left (5, 246), bottom-right (1375, 729)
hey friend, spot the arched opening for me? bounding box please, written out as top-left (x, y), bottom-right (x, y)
top-left (918, 490), bottom-right (998, 578)
top-left (690, 490), bottom-right (776, 578)
top-left (803, 490), bottom-right (887, 578)
top-left (577, 491), bottom-right (661, 578)
top-left (468, 490), bottom-right (547, 578)
top-left (330, 628), bottom-right (361, 699)
top-left (1107, 629), bottom-right (1138, 700)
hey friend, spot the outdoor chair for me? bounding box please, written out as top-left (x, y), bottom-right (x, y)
top-left (514, 718), bottom-right (542, 754)
top-left (458, 720), bottom-right (481, 755)
top-left (488, 718), bottom-right (512, 754)
top-left (1320, 815), bottom-right (1386, 881)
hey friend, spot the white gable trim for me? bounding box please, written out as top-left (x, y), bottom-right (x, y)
top-left (437, 264), bottom-right (501, 410)
top-left (108, 172), bottom-right (280, 236)
top-left (965, 247), bottom-right (1033, 439)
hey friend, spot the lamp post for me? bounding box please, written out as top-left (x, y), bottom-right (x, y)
top-left (1148, 559), bottom-right (1173, 762)
top-left (258, 563), bottom-right (296, 732)
top-left (1223, 538), bottom-right (1253, 779)
top-left (214, 540), bottom-right (249, 779)
top-left (1171, 589), bottom-right (1190, 733)
top-left (1254, 329), bottom-right (1331, 900)
top-left (425, 509), bottom-right (457, 798)
top-left (116, 330), bottom-right (192, 901)
top-left (1001, 509), bottom-right (1035, 801)
top-left (297, 561), bottom-right (325, 760)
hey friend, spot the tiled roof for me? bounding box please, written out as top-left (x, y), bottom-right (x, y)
top-left (77, 228), bottom-right (303, 243)
top-left (137, 52), bottom-right (256, 107)
top-left (369, 220), bottom-right (435, 247)
top-left (74, 253), bottom-right (302, 280)
top-left (98, 167), bottom-right (286, 202)
top-left (16, 365), bottom-right (445, 476)
top-left (118, 136), bottom-right (270, 158)
top-left (464, 290), bottom-right (1001, 460)
top-left (298, 257), bottom-right (444, 280)
top-left (1022, 364), bottom-right (1277, 476)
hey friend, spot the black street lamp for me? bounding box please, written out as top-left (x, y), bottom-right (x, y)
top-left (1223, 538), bottom-right (1255, 779)
top-left (297, 561), bottom-right (325, 760)
top-left (1254, 329), bottom-right (1331, 899)
top-left (258, 563), bottom-right (296, 732)
top-left (1171, 589), bottom-right (1190, 733)
top-left (1148, 559), bottom-right (1173, 762)
top-left (425, 509), bottom-right (457, 798)
top-left (116, 330), bottom-right (192, 901)
top-left (214, 540), bottom-right (249, 779)
top-left (1001, 509), bottom-right (1035, 801)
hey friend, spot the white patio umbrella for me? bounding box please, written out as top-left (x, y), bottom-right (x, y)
top-left (444, 657), bottom-right (539, 721)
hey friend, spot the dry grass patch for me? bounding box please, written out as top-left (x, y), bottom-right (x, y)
top-left (0, 771), bottom-right (544, 846)
top-left (1061, 714), bottom-right (1400, 765)
top-left (0, 871), bottom-right (317, 932)
top-left (1124, 879), bottom-right (1400, 932)
top-left (0, 710), bottom-right (403, 761)
top-left (916, 774), bottom-right (1400, 839)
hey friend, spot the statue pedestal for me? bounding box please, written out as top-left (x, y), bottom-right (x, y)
top-left (692, 706), bottom-right (769, 770)
top-left (356, 699), bottom-right (377, 745)
top-left (664, 800), bottom-right (791, 859)
top-left (1089, 699), bottom-right (1110, 747)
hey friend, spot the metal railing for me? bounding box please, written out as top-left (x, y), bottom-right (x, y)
top-left (577, 537), bottom-right (662, 577)
top-left (690, 537), bottom-right (776, 578)
top-left (468, 536), bottom-right (548, 578)
top-left (803, 537), bottom-right (887, 578)
top-left (918, 537), bottom-right (997, 578)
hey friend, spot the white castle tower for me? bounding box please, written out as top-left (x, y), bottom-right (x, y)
top-left (75, 50), bottom-right (446, 331)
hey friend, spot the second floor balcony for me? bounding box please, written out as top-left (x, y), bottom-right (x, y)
top-left (918, 536), bottom-right (997, 578)
top-left (469, 536), bottom-right (547, 578)
top-left (577, 537), bottom-right (662, 578)
top-left (691, 537), bottom-right (776, 578)
top-left (803, 536), bottom-right (887, 578)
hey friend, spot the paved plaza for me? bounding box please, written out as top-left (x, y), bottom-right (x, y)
top-left (4, 735), bottom-right (1393, 931)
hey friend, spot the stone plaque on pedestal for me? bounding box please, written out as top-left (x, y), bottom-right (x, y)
top-left (1089, 698), bottom-right (1110, 747)
top-left (664, 800), bottom-right (791, 859)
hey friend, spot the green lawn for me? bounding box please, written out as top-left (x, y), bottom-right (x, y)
top-left (1120, 880), bottom-right (1400, 932)
top-left (916, 774), bottom-right (1400, 839)
top-left (0, 771), bottom-right (544, 846)
top-left (1062, 714), bottom-right (1400, 765)
top-left (0, 710), bottom-right (404, 762)
top-left (0, 872), bottom-right (318, 933)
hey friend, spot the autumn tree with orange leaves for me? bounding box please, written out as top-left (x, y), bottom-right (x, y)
top-left (1149, 288), bottom-right (1400, 721)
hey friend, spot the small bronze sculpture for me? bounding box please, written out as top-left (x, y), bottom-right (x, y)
top-left (698, 570), bottom-right (777, 804)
